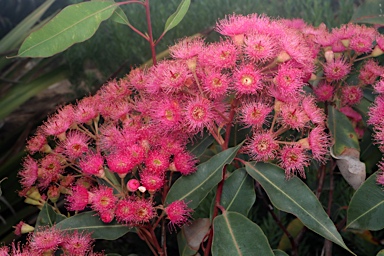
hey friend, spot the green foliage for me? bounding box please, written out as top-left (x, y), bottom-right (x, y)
top-left (245, 162), bottom-right (353, 254)
top-left (163, 0), bottom-right (191, 34)
top-left (212, 211), bottom-right (274, 256)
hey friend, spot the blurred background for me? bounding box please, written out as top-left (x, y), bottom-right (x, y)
top-left (1, 0), bottom-right (378, 255)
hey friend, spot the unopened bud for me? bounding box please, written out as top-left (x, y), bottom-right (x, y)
top-left (324, 49), bottom-right (334, 63)
top-left (138, 186), bottom-right (147, 193)
top-left (14, 221), bottom-right (34, 236)
top-left (371, 45), bottom-right (384, 57)
top-left (127, 179), bottom-right (140, 192)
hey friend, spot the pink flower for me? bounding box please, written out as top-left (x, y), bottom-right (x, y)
top-left (368, 95), bottom-right (384, 126)
top-left (246, 132), bottom-right (279, 161)
top-left (233, 65), bottom-right (263, 95)
top-left (244, 33), bottom-right (277, 62)
top-left (153, 60), bottom-right (192, 93)
top-left (140, 171), bottom-right (164, 193)
top-left (115, 199), bottom-right (136, 223)
top-left (198, 40), bottom-right (237, 69)
top-left (170, 37), bottom-right (205, 60)
top-left (215, 14), bottom-right (250, 37)
top-left (341, 86), bottom-right (362, 106)
top-left (349, 25), bottom-right (375, 54)
top-left (271, 63), bottom-right (304, 102)
top-left (29, 226), bottom-right (63, 254)
top-left (90, 186), bottom-right (117, 213)
top-left (165, 200), bottom-right (193, 228)
top-left (41, 105), bottom-right (74, 137)
top-left (145, 150), bottom-right (170, 175)
top-left (79, 152), bottom-right (105, 177)
top-left (127, 67), bottom-right (148, 91)
top-left (323, 58), bottom-right (351, 81)
top-left (26, 132), bottom-right (49, 154)
top-left (239, 101), bottom-right (272, 128)
top-left (374, 79), bottom-right (384, 94)
top-left (314, 82), bottom-right (334, 102)
top-left (61, 231), bottom-right (93, 255)
top-left (38, 154), bottom-right (64, 188)
top-left (66, 185), bottom-right (89, 211)
top-left (99, 99), bottom-right (130, 121)
top-left (98, 79), bottom-right (131, 102)
top-left (19, 156), bottom-right (38, 189)
top-left (279, 144), bottom-right (310, 179)
top-left (279, 103), bottom-right (309, 130)
top-left (308, 126), bottom-right (331, 163)
top-left (99, 209), bottom-right (115, 223)
top-left (358, 59), bottom-right (383, 85)
top-left (106, 149), bottom-right (136, 177)
top-left (60, 130), bottom-right (90, 160)
top-left (301, 96), bottom-right (325, 125)
top-left (172, 151), bottom-right (198, 175)
top-left (132, 199), bottom-right (156, 224)
top-left (202, 69), bottom-right (230, 98)
top-left (184, 97), bottom-right (215, 133)
top-left (74, 96), bottom-right (99, 124)
top-left (377, 164), bottom-right (384, 186)
top-left (151, 97), bottom-right (183, 130)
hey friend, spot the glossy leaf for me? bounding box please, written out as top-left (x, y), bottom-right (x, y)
top-left (245, 162), bottom-right (354, 254)
top-left (351, 0), bottom-right (384, 25)
top-left (17, 2), bottom-right (117, 57)
top-left (328, 106), bottom-right (359, 156)
top-left (177, 218), bottom-right (210, 256)
top-left (212, 211), bottom-right (274, 256)
top-left (163, 0), bottom-right (191, 33)
top-left (165, 143), bottom-right (242, 209)
top-left (187, 131), bottom-right (216, 159)
top-left (220, 168), bottom-right (255, 215)
top-left (56, 211), bottom-right (131, 240)
top-left (347, 172), bottom-right (384, 230)
top-left (35, 203), bottom-right (66, 228)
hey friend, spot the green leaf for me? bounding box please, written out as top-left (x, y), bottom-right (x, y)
top-left (17, 2), bottom-right (117, 58)
top-left (165, 143), bottom-right (242, 209)
top-left (212, 211), bottom-right (274, 256)
top-left (328, 106), bottom-right (359, 156)
top-left (111, 6), bottom-right (131, 25)
top-left (245, 162), bottom-right (354, 255)
top-left (346, 172), bottom-right (384, 230)
top-left (220, 168), bottom-right (255, 216)
top-left (163, 0), bottom-right (191, 34)
top-left (277, 218), bottom-right (304, 251)
top-left (351, 0), bottom-right (384, 25)
top-left (35, 203), bottom-right (66, 228)
top-left (273, 249), bottom-right (289, 256)
top-left (177, 218), bottom-right (210, 256)
top-left (187, 131), bottom-right (216, 159)
top-left (56, 211), bottom-right (132, 240)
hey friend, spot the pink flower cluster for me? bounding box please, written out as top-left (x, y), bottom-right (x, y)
top-left (0, 227), bottom-right (101, 256)
top-left (17, 13), bottom-right (384, 243)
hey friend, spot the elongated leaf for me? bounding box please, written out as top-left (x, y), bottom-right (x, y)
top-left (277, 218), bottom-right (304, 251)
top-left (0, 0), bottom-right (55, 53)
top-left (245, 162), bottom-right (354, 255)
top-left (56, 211), bottom-right (131, 240)
top-left (212, 211), bottom-right (274, 256)
top-left (220, 168), bottom-right (255, 216)
top-left (111, 6), bottom-right (131, 25)
top-left (17, 2), bottom-right (117, 57)
top-left (328, 106), bottom-right (359, 156)
top-left (163, 0), bottom-right (191, 34)
top-left (346, 172), bottom-right (384, 230)
top-left (165, 143), bottom-right (242, 209)
top-left (35, 203), bottom-right (66, 228)
top-left (0, 67), bottom-right (69, 120)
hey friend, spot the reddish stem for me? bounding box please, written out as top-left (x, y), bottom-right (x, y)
top-left (144, 0), bottom-right (157, 65)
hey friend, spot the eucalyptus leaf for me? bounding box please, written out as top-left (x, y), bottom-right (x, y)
top-left (177, 218), bottom-right (210, 256)
top-left (245, 162), bottom-right (354, 255)
top-left (35, 203), bottom-right (66, 228)
top-left (165, 143), bottom-right (242, 209)
top-left (347, 172), bottom-right (384, 230)
top-left (351, 0), bottom-right (384, 25)
top-left (17, 2), bottom-right (118, 57)
top-left (220, 168), bottom-right (255, 216)
top-left (111, 6), bottom-right (131, 25)
top-left (187, 131), bottom-right (216, 159)
top-left (163, 0), bottom-right (191, 34)
top-left (212, 211), bottom-right (274, 256)
top-left (273, 249), bottom-right (289, 256)
top-left (56, 211), bottom-right (132, 240)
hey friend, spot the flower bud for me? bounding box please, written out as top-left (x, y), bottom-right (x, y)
top-left (127, 179), bottom-right (140, 192)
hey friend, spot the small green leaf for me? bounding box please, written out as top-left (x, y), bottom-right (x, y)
top-left (35, 203), bottom-right (66, 228)
top-left (111, 6), bottom-right (131, 25)
top-left (212, 211), bottom-right (274, 256)
top-left (347, 172), bottom-right (384, 230)
top-left (163, 0), bottom-right (191, 34)
top-left (56, 211), bottom-right (132, 240)
top-left (220, 168), bottom-right (255, 216)
top-left (245, 162), bottom-right (354, 255)
top-left (17, 2), bottom-right (117, 57)
top-left (328, 106), bottom-right (359, 156)
top-left (351, 0), bottom-right (384, 25)
top-left (165, 143), bottom-right (242, 209)
top-left (187, 131), bottom-right (216, 159)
